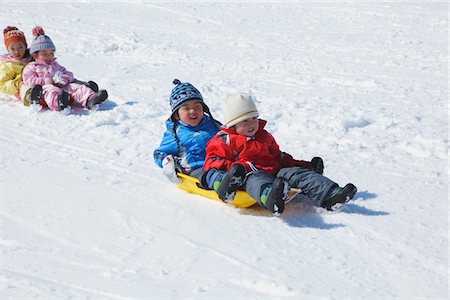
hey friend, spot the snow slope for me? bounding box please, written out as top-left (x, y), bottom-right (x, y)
top-left (1, 2), bottom-right (448, 299)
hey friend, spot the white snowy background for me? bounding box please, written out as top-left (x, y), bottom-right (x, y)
top-left (1, 1), bottom-right (448, 299)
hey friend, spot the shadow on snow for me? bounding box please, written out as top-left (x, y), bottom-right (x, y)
top-left (239, 190), bottom-right (387, 229)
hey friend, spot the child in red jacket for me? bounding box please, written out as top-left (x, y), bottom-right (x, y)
top-left (204, 92), bottom-right (357, 214)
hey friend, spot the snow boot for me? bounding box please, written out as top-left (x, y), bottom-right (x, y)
top-left (260, 178), bottom-right (289, 214)
top-left (311, 156), bottom-right (324, 174)
top-left (57, 90), bottom-right (70, 110)
top-left (87, 81), bottom-right (99, 92)
top-left (321, 183), bottom-right (357, 210)
top-left (29, 84), bottom-right (43, 105)
top-left (87, 89), bottom-right (108, 109)
top-left (214, 164), bottom-right (246, 203)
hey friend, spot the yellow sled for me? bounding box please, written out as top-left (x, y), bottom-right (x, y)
top-left (176, 173), bottom-right (301, 208)
top-left (176, 173), bottom-right (257, 208)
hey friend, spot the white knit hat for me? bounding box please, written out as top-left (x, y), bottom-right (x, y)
top-left (223, 92), bottom-right (259, 128)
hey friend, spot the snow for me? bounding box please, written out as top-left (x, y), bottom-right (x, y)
top-left (1, 1), bottom-right (448, 299)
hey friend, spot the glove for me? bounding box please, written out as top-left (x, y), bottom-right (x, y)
top-left (162, 155), bottom-right (181, 184)
top-left (310, 157), bottom-right (324, 175)
top-left (53, 71), bottom-right (68, 87)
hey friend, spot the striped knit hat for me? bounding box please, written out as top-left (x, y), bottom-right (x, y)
top-left (29, 26), bottom-right (55, 54)
top-left (169, 79), bottom-right (206, 119)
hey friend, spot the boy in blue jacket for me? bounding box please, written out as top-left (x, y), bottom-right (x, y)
top-left (154, 79), bottom-right (221, 184)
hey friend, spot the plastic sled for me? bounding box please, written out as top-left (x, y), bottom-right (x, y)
top-left (176, 173), bottom-right (301, 208)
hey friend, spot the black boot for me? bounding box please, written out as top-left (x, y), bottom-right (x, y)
top-left (261, 178), bottom-right (289, 214)
top-left (87, 89), bottom-right (108, 109)
top-left (311, 157), bottom-right (324, 174)
top-left (87, 81), bottom-right (99, 92)
top-left (215, 164), bottom-right (246, 203)
top-left (57, 90), bottom-right (70, 110)
top-left (321, 183), bottom-right (357, 210)
top-left (29, 85), bottom-right (43, 105)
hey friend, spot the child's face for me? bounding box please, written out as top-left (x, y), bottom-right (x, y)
top-left (32, 49), bottom-right (55, 64)
top-left (234, 117), bottom-right (259, 137)
top-left (175, 99), bottom-right (204, 127)
top-left (7, 40), bottom-right (27, 60)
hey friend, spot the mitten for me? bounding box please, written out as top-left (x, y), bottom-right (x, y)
top-left (162, 155), bottom-right (181, 184)
top-left (53, 71), bottom-right (68, 87)
top-left (310, 157), bottom-right (324, 175)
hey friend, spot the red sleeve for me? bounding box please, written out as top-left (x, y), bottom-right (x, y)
top-left (280, 152), bottom-right (311, 169)
top-left (204, 134), bottom-right (237, 172)
top-left (266, 132), bottom-right (311, 169)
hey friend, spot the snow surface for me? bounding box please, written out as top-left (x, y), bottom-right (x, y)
top-left (1, 1), bottom-right (448, 299)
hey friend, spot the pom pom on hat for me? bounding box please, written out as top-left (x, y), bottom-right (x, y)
top-left (3, 26), bottom-right (19, 34)
top-left (29, 26), bottom-right (55, 54)
top-left (223, 92), bottom-right (259, 128)
top-left (32, 26), bottom-right (45, 37)
top-left (3, 26), bottom-right (27, 49)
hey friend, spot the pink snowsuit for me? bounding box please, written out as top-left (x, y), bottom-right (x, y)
top-left (22, 59), bottom-right (94, 110)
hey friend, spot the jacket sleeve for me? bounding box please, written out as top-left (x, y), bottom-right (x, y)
top-left (204, 135), bottom-right (240, 172)
top-left (0, 63), bottom-right (20, 95)
top-left (22, 64), bottom-right (46, 86)
top-left (153, 129), bottom-right (179, 168)
top-left (280, 151), bottom-right (311, 169)
top-left (56, 63), bottom-right (74, 84)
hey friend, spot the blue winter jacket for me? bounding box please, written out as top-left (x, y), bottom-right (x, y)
top-left (153, 115), bottom-right (220, 173)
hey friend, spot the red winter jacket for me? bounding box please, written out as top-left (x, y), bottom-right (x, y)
top-left (204, 119), bottom-right (311, 175)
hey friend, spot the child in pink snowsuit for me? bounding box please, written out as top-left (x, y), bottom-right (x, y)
top-left (22, 26), bottom-right (108, 111)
